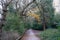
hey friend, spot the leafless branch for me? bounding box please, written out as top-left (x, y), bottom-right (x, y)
top-left (6, 0), bottom-right (13, 6)
top-left (20, 0), bottom-right (36, 16)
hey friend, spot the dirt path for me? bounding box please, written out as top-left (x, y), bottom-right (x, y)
top-left (21, 29), bottom-right (41, 40)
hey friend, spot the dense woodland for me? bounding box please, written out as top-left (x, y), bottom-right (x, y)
top-left (0, 0), bottom-right (60, 40)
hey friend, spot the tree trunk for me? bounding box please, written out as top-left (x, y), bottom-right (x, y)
top-left (0, 5), bottom-right (7, 40)
top-left (41, 5), bottom-right (46, 30)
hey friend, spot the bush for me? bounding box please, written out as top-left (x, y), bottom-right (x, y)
top-left (40, 29), bottom-right (60, 40)
top-left (32, 24), bottom-right (43, 30)
top-left (3, 13), bottom-right (25, 35)
top-left (57, 23), bottom-right (60, 29)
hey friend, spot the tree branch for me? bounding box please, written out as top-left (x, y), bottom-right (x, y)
top-left (6, 0), bottom-right (13, 6)
top-left (20, 0), bottom-right (36, 16)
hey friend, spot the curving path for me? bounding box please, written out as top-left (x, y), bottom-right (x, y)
top-left (21, 29), bottom-right (41, 40)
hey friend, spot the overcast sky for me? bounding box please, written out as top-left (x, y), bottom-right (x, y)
top-left (53, 0), bottom-right (60, 12)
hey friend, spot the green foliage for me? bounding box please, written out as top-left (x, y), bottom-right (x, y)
top-left (32, 21), bottom-right (43, 30)
top-left (8, 4), bottom-right (16, 13)
top-left (3, 0), bottom-right (59, 36)
top-left (40, 0), bottom-right (54, 27)
top-left (40, 29), bottom-right (60, 40)
top-left (54, 13), bottom-right (60, 29)
top-left (3, 12), bottom-right (25, 35)
top-left (54, 14), bottom-right (60, 23)
top-left (31, 0), bottom-right (55, 30)
top-left (57, 25), bottom-right (60, 31)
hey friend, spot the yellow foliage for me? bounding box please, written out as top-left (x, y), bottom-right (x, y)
top-left (27, 11), bottom-right (40, 23)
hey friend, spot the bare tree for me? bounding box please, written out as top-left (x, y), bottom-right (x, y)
top-left (0, 0), bottom-right (13, 40)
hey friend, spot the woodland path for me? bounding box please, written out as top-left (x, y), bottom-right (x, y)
top-left (20, 29), bottom-right (41, 40)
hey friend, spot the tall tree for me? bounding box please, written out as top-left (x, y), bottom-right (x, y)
top-left (0, 0), bottom-right (13, 40)
top-left (34, 0), bottom-right (54, 30)
top-left (40, 0), bottom-right (54, 29)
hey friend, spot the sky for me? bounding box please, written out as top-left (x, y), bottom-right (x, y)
top-left (53, 0), bottom-right (60, 13)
